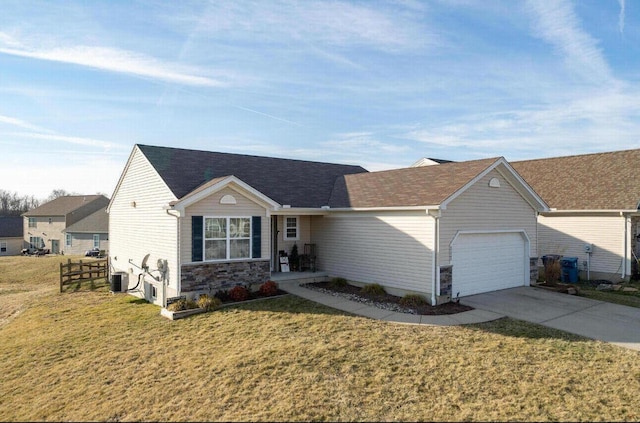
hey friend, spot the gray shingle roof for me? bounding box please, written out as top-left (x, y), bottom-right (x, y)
top-left (0, 216), bottom-right (23, 238)
top-left (63, 209), bottom-right (108, 233)
top-left (137, 144), bottom-right (368, 208)
top-left (23, 195), bottom-right (109, 217)
top-left (512, 149), bottom-right (640, 211)
top-left (329, 157), bottom-right (500, 208)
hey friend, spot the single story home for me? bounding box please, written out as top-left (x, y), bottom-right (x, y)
top-left (62, 208), bottom-right (109, 255)
top-left (513, 148), bottom-right (640, 282)
top-left (0, 216), bottom-right (24, 256)
top-left (22, 195), bottom-right (110, 254)
top-left (108, 144), bottom-right (548, 306)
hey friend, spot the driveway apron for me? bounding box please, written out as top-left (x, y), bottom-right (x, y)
top-left (461, 286), bottom-right (640, 352)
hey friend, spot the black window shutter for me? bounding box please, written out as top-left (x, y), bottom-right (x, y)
top-left (252, 216), bottom-right (261, 258)
top-left (192, 216), bottom-right (203, 262)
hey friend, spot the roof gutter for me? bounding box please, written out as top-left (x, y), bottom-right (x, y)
top-left (324, 205), bottom-right (441, 212)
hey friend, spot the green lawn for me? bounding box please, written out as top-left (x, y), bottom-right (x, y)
top-left (1, 256), bottom-right (640, 422)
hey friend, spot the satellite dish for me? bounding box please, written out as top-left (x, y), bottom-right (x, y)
top-left (141, 253), bottom-right (150, 270)
top-left (157, 259), bottom-right (166, 272)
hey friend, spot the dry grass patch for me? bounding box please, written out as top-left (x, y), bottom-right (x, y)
top-left (1, 256), bottom-right (640, 421)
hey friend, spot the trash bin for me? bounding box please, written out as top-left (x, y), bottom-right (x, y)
top-left (542, 254), bottom-right (562, 266)
top-left (560, 257), bottom-right (579, 283)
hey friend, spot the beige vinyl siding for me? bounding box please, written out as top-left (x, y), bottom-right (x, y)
top-left (538, 213), bottom-right (625, 277)
top-left (440, 169), bottom-right (538, 263)
top-left (63, 233), bottom-right (109, 256)
top-left (311, 211), bottom-right (434, 295)
top-left (108, 147), bottom-right (179, 298)
top-left (0, 238), bottom-right (23, 256)
top-left (276, 215), bottom-right (311, 257)
top-left (24, 216), bottom-right (66, 252)
top-left (181, 186), bottom-right (269, 264)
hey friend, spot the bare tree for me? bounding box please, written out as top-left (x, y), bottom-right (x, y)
top-left (46, 189), bottom-right (79, 202)
top-left (0, 190), bottom-right (40, 216)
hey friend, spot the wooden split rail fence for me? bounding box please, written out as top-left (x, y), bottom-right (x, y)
top-left (60, 258), bottom-right (109, 292)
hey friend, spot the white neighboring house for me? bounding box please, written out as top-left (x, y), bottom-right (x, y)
top-left (62, 208), bottom-right (109, 256)
top-left (108, 144), bottom-right (547, 307)
top-left (0, 216), bottom-right (24, 256)
top-left (513, 148), bottom-right (640, 282)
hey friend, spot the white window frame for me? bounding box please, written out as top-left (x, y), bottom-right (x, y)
top-left (29, 236), bottom-right (44, 249)
top-left (66, 233), bottom-right (72, 247)
top-left (283, 216), bottom-right (299, 241)
top-left (203, 216), bottom-right (252, 261)
top-left (93, 234), bottom-right (100, 249)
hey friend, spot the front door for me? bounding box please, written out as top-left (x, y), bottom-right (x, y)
top-left (51, 239), bottom-right (60, 254)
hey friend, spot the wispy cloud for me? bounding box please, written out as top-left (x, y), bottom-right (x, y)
top-left (0, 113), bottom-right (127, 151)
top-left (0, 114), bottom-right (54, 133)
top-left (169, 0), bottom-right (432, 53)
top-left (0, 32), bottom-right (225, 88)
top-left (619, 0), bottom-right (626, 34)
top-left (525, 0), bottom-right (616, 86)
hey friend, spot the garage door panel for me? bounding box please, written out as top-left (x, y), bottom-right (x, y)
top-left (452, 232), bottom-right (526, 297)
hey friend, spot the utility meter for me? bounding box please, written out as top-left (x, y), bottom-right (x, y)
top-left (584, 244), bottom-right (593, 253)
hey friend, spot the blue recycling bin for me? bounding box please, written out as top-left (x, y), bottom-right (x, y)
top-left (560, 257), bottom-right (579, 283)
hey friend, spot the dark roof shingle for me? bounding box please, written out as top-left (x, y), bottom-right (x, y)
top-left (0, 216), bottom-right (23, 238)
top-left (23, 195), bottom-right (109, 217)
top-left (330, 157), bottom-right (500, 208)
top-left (63, 209), bottom-right (109, 233)
top-left (512, 149), bottom-right (640, 210)
top-left (137, 144), bottom-right (368, 208)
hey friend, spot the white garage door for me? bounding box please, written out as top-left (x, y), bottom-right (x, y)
top-left (451, 232), bottom-right (527, 297)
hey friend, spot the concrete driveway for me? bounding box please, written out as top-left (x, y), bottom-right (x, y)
top-left (461, 286), bottom-right (640, 352)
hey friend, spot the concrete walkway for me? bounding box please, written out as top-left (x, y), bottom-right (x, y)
top-left (282, 282), bottom-right (640, 352)
top-left (281, 282), bottom-right (504, 326)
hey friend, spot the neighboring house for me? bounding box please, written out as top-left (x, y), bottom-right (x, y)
top-left (62, 208), bottom-right (109, 255)
top-left (0, 216), bottom-right (24, 256)
top-left (108, 144), bottom-right (547, 306)
top-left (22, 195), bottom-right (110, 254)
top-left (410, 157), bottom-right (454, 167)
top-left (513, 149), bottom-right (640, 282)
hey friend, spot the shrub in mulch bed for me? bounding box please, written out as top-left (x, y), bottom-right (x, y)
top-left (306, 281), bottom-right (473, 315)
top-left (214, 285), bottom-right (288, 305)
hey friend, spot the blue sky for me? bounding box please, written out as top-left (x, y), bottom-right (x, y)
top-left (1, 0), bottom-right (638, 199)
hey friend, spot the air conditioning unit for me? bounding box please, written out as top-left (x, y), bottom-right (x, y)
top-left (110, 272), bottom-right (128, 293)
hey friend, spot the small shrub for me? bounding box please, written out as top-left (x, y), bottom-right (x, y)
top-left (259, 280), bottom-right (279, 297)
top-left (166, 299), bottom-right (199, 312)
top-left (197, 294), bottom-right (222, 311)
top-left (229, 285), bottom-right (250, 302)
top-left (362, 283), bottom-right (386, 296)
top-left (400, 294), bottom-right (428, 308)
top-left (545, 260), bottom-right (562, 286)
top-left (214, 290), bottom-right (231, 303)
top-left (329, 277), bottom-right (348, 288)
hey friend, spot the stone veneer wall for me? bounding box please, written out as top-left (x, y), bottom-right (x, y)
top-left (530, 257), bottom-right (539, 284)
top-left (181, 260), bottom-right (270, 294)
top-left (439, 265), bottom-right (452, 297)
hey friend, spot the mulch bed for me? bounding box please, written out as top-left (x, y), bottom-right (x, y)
top-left (215, 289), bottom-right (289, 304)
top-left (305, 281), bottom-right (473, 315)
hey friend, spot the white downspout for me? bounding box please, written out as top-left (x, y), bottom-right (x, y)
top-left (429, 209), bottom-right (441, 306)
top-left (166, 208), bottom-right (182, 306)
top-left (623, 213), bottom-right (630, 279)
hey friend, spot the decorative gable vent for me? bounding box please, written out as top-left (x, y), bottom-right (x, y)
top-left (489, 178), bottom-right (501, 188)
top-left (220, 194), bottom-right (237, 205)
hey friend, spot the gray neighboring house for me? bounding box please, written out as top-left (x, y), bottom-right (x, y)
top-left (0, 216), bottom-right (24, 256)
top-left (62, 208), bottom-right (109, 255)
top-left (22, 195), bottom-right (110, 254)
